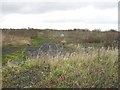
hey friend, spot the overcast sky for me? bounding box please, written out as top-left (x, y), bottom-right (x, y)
top-left (0, 0), bottom-right (119, 30)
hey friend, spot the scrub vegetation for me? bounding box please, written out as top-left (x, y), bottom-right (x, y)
top-left (1, 28), bottom-right (119, 88)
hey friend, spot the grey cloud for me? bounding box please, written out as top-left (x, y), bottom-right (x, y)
top-left (93, 2), bottom-right (117, 9)
top-left (1, 2), bottom-right (23, 14)
top-left (0, 1), bottom-right (117, 15)
top-left (1, 2), bottom-right (86, 14)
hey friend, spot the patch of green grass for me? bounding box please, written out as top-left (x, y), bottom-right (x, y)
top-left (31, 35), bottom-right (44, 46)
top-left (2, 49), bottom-right (27, 66)
top-left (31, 35), bottom-right (57, 46)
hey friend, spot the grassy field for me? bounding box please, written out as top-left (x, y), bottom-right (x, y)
top-left (2, 47), bottom-right (118, 88)
top-left (1, 29), bottom-right (119, 88)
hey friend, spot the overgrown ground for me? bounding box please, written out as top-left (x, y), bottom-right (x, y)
top-left (1, 29), bottom-right (119, 88)
top-left (2, 47), bottom-right (118, 88)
